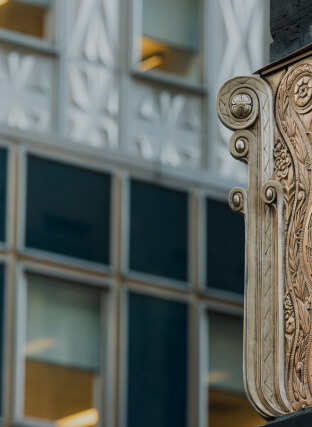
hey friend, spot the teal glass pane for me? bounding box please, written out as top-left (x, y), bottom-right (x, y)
top-left (143, 0), bottom-right (200, 51)
top-left (26, 155), bottom-right (111, 265)
top-left (128, 293), bottom-right (188, 427)
top-left (206, 199), bottom-right (245, 295)
top-left (130, 180), bottom-right (188, 282)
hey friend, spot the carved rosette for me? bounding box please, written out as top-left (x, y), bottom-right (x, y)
top-left (217, 61), bottom-right (312, 419)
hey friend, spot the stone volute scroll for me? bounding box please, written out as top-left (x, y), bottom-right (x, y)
top-left (216, 53), bottom-right (312, 422)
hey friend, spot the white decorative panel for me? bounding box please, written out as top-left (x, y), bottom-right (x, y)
top-left (67, 62), bottom-right (119, 149)
top-left (69, 0), bottom-right (119, 67)
top-left (217, 0), bottom-right (266, 87)
top-left (210, 0), bottom-right (269, 182)
top-left (130, 81), bottom-right (203, 168)
top-left (0, 46), bottom-right (53, 131)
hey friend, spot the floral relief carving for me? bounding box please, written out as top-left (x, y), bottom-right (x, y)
top-left (133, 85), bottom-right (202, 167)
top-left (274, 138), bottom-right (291, 179)
top-left (276, 61), bottom-right (312, 411)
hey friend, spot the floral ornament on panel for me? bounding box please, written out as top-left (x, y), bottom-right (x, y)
top-left (274, 138), bottom-right (291, 179)
top-left (294, 77), bottom-right (312, 107)
top-left (68, 63), bottom-right (119, 149)
top-left (0, 50), bottom-right (52, 131)
top-left (137, 90), bottom-right (201, 167)
top-left (70, 0), bottom-right (119, 67)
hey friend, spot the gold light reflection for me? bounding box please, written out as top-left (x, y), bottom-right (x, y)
top-left (139, 36), bottom-right (168, 71)
top-left (56, 408), bottom-right (99, 427)
top-left (0, 0), bottom-right (9, 5)
top-left (140, 54), bottom-right (164, 71)
top-left (24, 338), bottom-right (59, 356)
top-left (207, 370), bottom-right (230, 385)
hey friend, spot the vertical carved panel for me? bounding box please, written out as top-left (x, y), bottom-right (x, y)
top-left (275, 62), bottom-right (312, 411)
top-left (67, 62), bottom-right (119, 148)
top-left (0, 45), bottom-right (53, 131)
top-left (129, 80), bottom-right (203, 167)
top-left (217, 76), bottom-right (291, 418)
top-left (217, 53), bottom-right (312, 419)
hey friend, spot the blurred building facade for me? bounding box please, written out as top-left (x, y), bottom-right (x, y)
top-left (0, 1), bottom-right (270, 427)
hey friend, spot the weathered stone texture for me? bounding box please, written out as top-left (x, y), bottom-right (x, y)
top-left (270, 0), bottom-right (312, 62)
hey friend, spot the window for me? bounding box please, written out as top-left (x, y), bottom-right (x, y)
top-left (25, 155), bottom-right (111, 265)
top-left (0, 0), bottom-right (55, 42)
top-left (130, 180), bottom-right (189, 283)
top-left (136, 0), bottom-right (203, 83)
top-left (23, 275), bottom-right (103, 425)
top-left (207, 313), bottom-right (262, 427)
top-left (206, 199), bottom-right (245, 295)
top-left (128, 293), bottom-right (188, 427)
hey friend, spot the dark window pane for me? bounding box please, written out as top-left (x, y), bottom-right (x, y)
top-left (130, 180), bottom-right (188, 282)
top-left (128, 293), bottom-right (188, 427)
top-left (206, 199), bottom-right (245, 294)
top-left (26, 155), bottom-right (111, 265)
top-left (0, 264), bottom-right (4, 415)
top-left (0, 149), bottom-right (7, 243)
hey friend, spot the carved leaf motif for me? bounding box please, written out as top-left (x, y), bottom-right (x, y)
top-left (297, 298), bottom-right (311, 336)
top-left (293, 365), bottom-right (306, 401)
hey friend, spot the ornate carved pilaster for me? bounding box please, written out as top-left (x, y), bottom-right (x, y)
top-left (216, 54), bottom-right (312, 419)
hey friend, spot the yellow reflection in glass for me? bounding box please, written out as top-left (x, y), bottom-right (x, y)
top-left (24, 337), bottom-right (59, 356)
top-left (138, 36), bottom-right (201, 81)
top-left (0, 1), bottom-right (9, 6)
top-left (56, 408), bottom-right (99, 427)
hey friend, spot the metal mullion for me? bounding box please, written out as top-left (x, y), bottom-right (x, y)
top-left (199, 305), bottom-right (209, 427)
top-left (2, 141), bottom-right (19, 426)
top-left (2, 257), bottom-right (12, 427)
top-left (131, 69), bottom-right (207, 94)
top-left (122, 280), bottom-right (191, 303)
top-left (187, 296), bottom-right (200, 427)
top-left (16, 147), bottom-right (27, 257)
top-left (17, 259), bottom-right (112, 291)
top-left (111, 172), bottom-right (123, 275)
top-left (118, 286), bottom-right (129, 427)
top-left (0, 30), bottom-right (59, 56)
top-left (99, 291), bottom-right (111, 427)
top-left (16, 248), bottom-right (112, 278)
top-left (189, 189), bottom-right (200, 293)
top-left (12, 265), bottom-right (27, 425)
